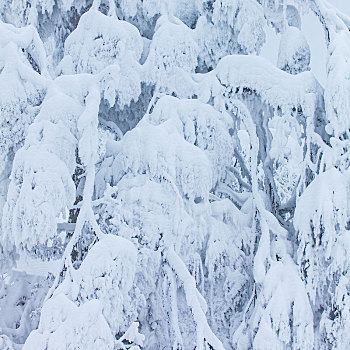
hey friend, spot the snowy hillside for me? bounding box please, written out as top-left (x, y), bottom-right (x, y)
top-left (0, 0), bottom-right (349, 349)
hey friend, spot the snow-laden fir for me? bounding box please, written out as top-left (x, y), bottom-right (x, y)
top-left (0, 0), bottom-right (349, 349)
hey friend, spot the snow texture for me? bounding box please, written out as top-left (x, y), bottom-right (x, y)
top-left (0, 0), bottom-right (349, 349)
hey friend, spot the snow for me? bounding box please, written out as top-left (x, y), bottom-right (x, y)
top-left (327, 0), bottom-right (350, 16)
top-left (23, 235), bottom-right (138, 349)
top-left (206, 54), bottom-right (321, 117)
top-left (65, 8), bottom-right (143, 74)
top-left (260, 7), bottom-right (329, 87)
top-left (277, 26), bottom-right (310, 74)
top-left (99, 115), bottom-right (213, 202)
top-left (301, 10), bottom-right (328, 87)
top-left (73, 235), bottom-right (138, 335)
top-left (144, 15), bottom-right (199, 87)
top-left (295, 168), bottom-right (349, 302)
top-left (14, 254), bottom-right (60, 276)
top-left (260, 24), bottom-right (280, 66)
top-left (167, 249), bottom-right (224, 350)
top-left (1, 0), bottom-right (350, 349)
top-left (24, 296), bottom-right (115, 350)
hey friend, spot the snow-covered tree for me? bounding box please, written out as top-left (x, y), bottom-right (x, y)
top-left (0, 0), bottom-right (349, 349)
